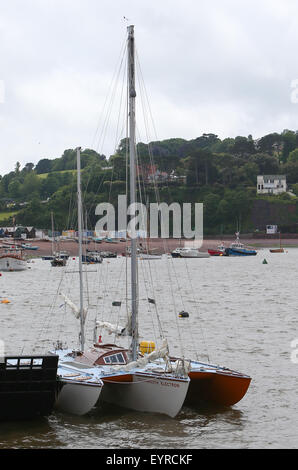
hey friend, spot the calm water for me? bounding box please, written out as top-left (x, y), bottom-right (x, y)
top-left (0, 248), bottom-right (298, 449)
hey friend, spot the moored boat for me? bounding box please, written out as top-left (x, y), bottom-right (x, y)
top-left (0, 247), bottom-right (27, 271)
top-left (82, 251), bottom-right (103, 264)
top-left (208, 244), bottom-right (227, 256)
top-left (225, 233), bottom-right (257, 256)
top-left (171, 247), bottom-right (210, 258)
top-left (21, 243), bottom-right (39, 250)
top-left (270, 232), bottom-right (284, 253)
top-left (0, 354), bottom-right (58, 420)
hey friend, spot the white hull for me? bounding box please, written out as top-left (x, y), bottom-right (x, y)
top-left (138, 254), bottom-right (162, 260)
top-left (0, 257), bottom-right (27, 271)
top-left (101, 372), bottom-right (189, 418)
top-left (56, 380), bottom-right (103, 416)
top-left (180, 251), bottom-right (210, 258)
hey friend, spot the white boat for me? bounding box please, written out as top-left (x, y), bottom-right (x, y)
top-left (55, 361), bottom-right (103, 416)
top-left (172, 247), bottom-right (210, 258)
top-left (0, 248), bottom-right (27, 271)
top-left (138, 253), bottom-right (162, 260)
top-left (52, 149), bottom-right (103, 416)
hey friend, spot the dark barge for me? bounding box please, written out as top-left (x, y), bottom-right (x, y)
top-left (0, 354), bottom-right (58, 420)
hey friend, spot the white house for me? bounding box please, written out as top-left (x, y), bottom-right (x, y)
top-left (257, 175), bottom-right (287, 195)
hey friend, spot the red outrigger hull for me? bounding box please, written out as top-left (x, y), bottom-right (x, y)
top-left (185, 370), bottom-right (251, 407)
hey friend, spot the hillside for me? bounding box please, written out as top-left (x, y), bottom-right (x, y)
top-left (1, 131), bottom-right (298, 235)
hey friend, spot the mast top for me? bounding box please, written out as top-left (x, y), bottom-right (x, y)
top-left (127, 24), bottom-right (134, 35)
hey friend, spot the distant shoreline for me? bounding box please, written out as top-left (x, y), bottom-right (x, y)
top-left (2, 236), bottom-right (298, 257)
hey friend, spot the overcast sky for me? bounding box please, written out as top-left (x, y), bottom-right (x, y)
top-left (1, 0), bottom-right (298, 174)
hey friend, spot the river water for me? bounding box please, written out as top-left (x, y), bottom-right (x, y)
top-left (0, 248), bottom-right (297, 449)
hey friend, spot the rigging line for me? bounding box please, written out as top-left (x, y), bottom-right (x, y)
top-left (135, 144), bottom-right (164, 340)
top-left (96, 255), bottom-right (112, 324)
top-left (91, 35), bottom-right (127, 152)
top-left (34, 265), bottom-right (66, 352)
top-left (134, 168), bottom-right (185, 357)
top-left (135, 51), bottom-right (209, 361)
top-left (95, 43), bottom-right (127, 156)
top-left (138, 257), bottom-right (160, 344)
top-left (80, 40), bottom-right (127, 212)
top-left (109, 257), bottom-right (127, 344)
top-left (134, 54), bottom-right (187, 356)
top-left (125, 88), bottom-right (129, 321)
top-left (113, 50), bottom-right (128, 155)
top-left (135, 49), bottom-right (158, 142)
top-left (136, 118), bottom-right (189, 355)
top-left (106, 54), bottom-right (127, 208)
top-left (181, 259), bottom-right (210, 362)
top-left (83, 40), bottom-right (127, 207)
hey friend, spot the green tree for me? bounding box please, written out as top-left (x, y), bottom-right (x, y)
top-left (288, 148), bottom-right (298, 163)
top-left (35, 158), bottom-right (52, 174)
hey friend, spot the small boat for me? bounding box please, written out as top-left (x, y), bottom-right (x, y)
top-left (82, 251), bottom-right (103, 264)
top-left (104, 237), bottom-right (119, 244)
top-left (92, 237), bottom-right (103, 244)
top-left (171, 247), bottom-right (210, 258)
top-left (270, 232), bottom-right (284, 253)
top-left (54, 251), bottom-right (70, 259)
top-left (225, 233), bottom-right (257, 257)
top-left (138, 253), bottom-right (162, 260)
top-left (100, 251), bottom-right (117, 258)
top-left (208, 244), bottom-right (227, 256)
top-left (0, 247), bottom-right (27, 271)
top-left (21, 243), bottom-right (39, 250)
top-left (125, 246), bottom-right (162, 260)
top-left (51, 257), bottom-right (67, 267)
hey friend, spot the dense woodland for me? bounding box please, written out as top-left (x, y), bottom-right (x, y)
top-left (2, 130), bottom-right (298, 235)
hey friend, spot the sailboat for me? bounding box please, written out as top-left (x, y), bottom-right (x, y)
top-left (53, 27), bottom-right (190, 418)
top-left (53, 148), bottom-right (103, 416)
top-left (270, 232), bottom-right (284, 253)
top-left (54, 25), bottom-right (251, 415)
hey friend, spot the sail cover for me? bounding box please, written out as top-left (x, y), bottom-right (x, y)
top-left (61, 293), bottom-right (87, 324)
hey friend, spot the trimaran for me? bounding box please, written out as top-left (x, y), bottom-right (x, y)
top-left (53, 25), bottom-right (251, 417)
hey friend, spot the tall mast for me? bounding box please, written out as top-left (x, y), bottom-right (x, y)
top-left (76, 146), bottom-right (85, 352)
top-left (128, 25), bottom-right (138, 361)
top-left (51, 211), bottom-right (54, 256)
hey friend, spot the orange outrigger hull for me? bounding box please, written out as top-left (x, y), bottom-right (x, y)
top-left (185, 370), bottom-right (251, 407)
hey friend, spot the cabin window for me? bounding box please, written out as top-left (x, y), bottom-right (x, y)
top-left (104, 353), bottom-right (125, 364)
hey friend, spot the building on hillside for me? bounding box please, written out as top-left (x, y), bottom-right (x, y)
top-left (266, 225), bottom-right (278, 234)
top-left (257, 175), bottom-right (287, 195)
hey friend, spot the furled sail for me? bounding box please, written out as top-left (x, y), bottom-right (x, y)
top-left (96, 316), bottom-right (132, 337)
top-left (114, 339), bottom-right (169, 372)
top-left (61, 293), bottom-right (87, 324)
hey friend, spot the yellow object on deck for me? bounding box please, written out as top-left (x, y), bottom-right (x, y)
top-left (139, 341), bottom-right (155, 355)
top-left (1, 299), bottom-right (10, 304)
